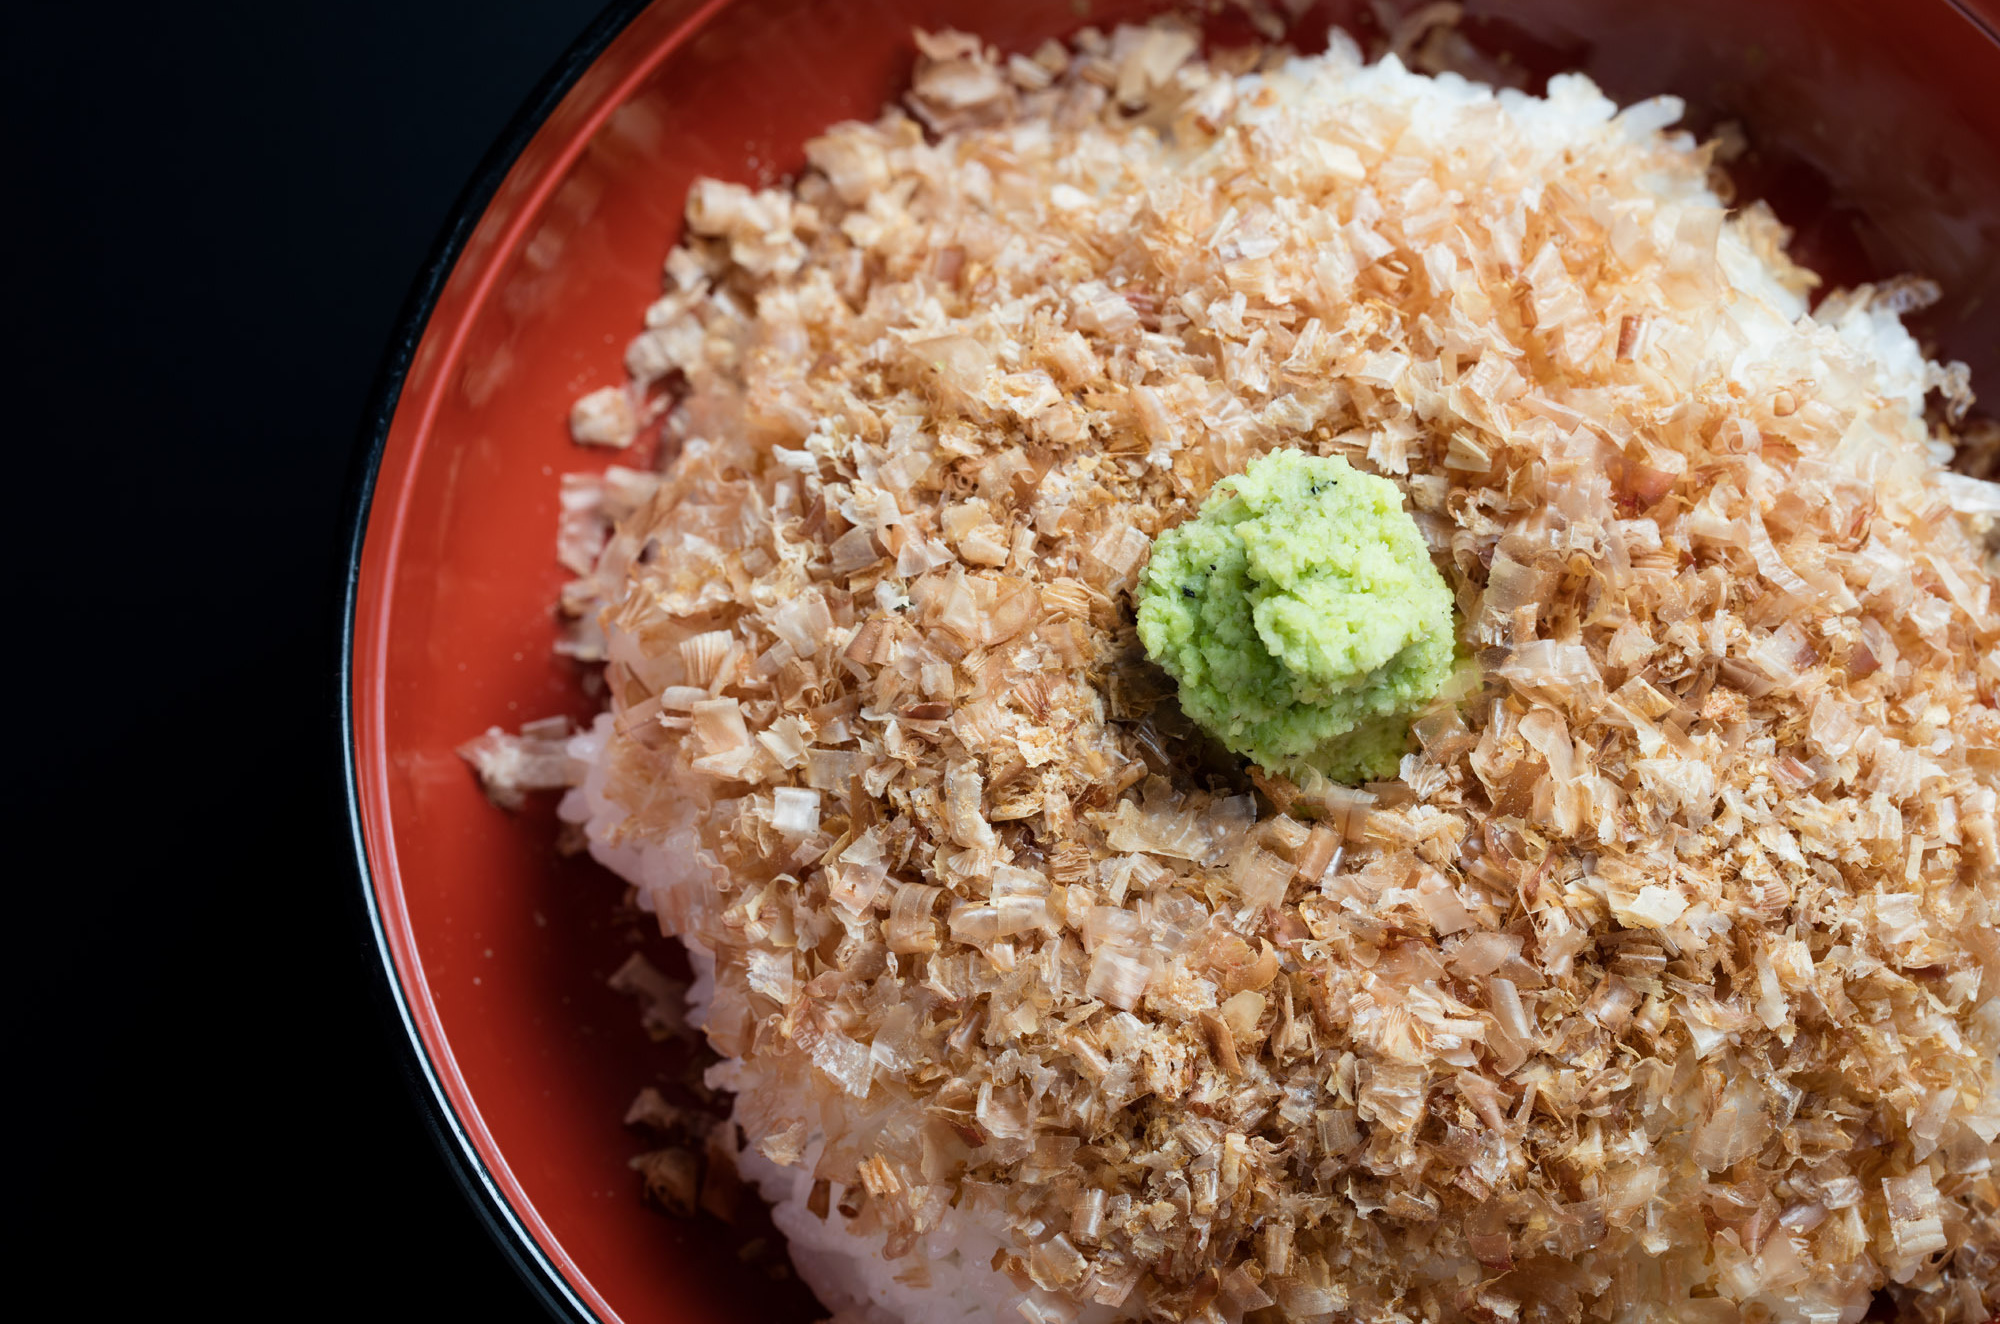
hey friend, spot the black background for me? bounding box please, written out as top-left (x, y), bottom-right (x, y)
top-left (11, 1), bottom-right (603, 1313)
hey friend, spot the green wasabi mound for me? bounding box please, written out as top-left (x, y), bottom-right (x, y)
top-left (1136, 450), bottom-right (1456, 782)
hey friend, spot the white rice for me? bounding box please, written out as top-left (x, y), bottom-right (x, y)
top-left (567, 715), bottom-right (1107, 1324)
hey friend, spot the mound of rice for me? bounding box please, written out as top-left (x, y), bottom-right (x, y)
top-left (472, 20), bottom-right (2000, 1324)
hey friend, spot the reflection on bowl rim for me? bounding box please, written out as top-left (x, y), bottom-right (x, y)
top-left (337, 2), bottom-right (653, 1319)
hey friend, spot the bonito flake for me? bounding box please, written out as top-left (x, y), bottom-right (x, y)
top-left (512, 19), bottom-right (2000, 1324)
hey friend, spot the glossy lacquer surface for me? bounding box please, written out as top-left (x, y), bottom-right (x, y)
top-left (346, 1), bottom-right (2000, 1320)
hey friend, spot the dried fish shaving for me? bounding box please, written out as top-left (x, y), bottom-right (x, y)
top-left (527, 22), bottom-right (2000, 1324)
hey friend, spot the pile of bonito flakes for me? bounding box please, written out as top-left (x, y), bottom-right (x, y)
top-left (471, 20), bottom-right (2000, 1324)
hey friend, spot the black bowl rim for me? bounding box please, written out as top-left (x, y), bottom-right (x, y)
top-left (335, 1), bottom-right (652, 1319)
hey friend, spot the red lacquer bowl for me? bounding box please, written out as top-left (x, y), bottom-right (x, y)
top-left (341, 1), bottom-right (2000, 1320)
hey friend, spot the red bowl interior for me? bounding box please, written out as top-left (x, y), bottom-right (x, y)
top-left (348, 1), bottom-right (2000, 1320)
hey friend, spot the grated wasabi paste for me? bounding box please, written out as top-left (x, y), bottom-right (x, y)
top-left (1136, 449), bottom-right (1456, 781)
